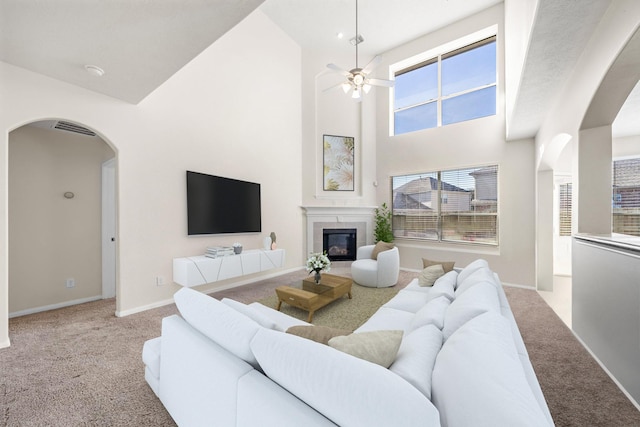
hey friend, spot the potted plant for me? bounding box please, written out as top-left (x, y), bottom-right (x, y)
top-left (374, 202), bottom-right (394, 243)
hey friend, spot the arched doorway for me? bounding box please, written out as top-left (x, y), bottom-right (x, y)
top-left (8, 119), bottom-right (117, 317)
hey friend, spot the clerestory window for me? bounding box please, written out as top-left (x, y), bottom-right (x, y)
top-left (393, 36), bottom-right (497, 135)
top-left (392, 165), bottom-right (498, 245)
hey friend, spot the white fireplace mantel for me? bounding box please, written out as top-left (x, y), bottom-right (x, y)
top-left (301, 206), bottom-right (377, 256)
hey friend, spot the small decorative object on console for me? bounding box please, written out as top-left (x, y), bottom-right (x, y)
top-left (306, 252), bottom-right (331, 284)
top-left (270, 232), bottom-right (277, 250)
top-left (232, 243), bottom-right (243, 254)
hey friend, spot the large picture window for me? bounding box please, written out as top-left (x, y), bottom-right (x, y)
top-left (392, 165), bottom-right (498, 245)
top-left (393, 36), bottom-right (497, 135)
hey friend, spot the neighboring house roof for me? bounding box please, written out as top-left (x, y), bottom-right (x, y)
top-left (394, 177), bottom-right (468, 194)
top-left (469, 165), bottom-right (498, 177)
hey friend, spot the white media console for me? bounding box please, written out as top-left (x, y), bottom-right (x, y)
top-left (173, 248), bottom-right (285, 287)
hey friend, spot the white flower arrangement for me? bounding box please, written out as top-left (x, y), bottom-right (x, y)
top-left (306, 252), bottom-right (331, 273)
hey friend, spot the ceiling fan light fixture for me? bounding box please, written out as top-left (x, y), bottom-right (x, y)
top-left (363, 83), bottom-right (371, 94)
top-left (352, 87), bottom-right (361, 99)
top-left (342, 82), bottom-right (352, 93)
top-left (353, 72), bottom-right (365, 86)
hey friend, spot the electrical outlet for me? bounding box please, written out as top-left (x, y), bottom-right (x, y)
top-left (66, 278), bottom-right (75, 288)
top-left (155, 276), bottom-right (165, 286)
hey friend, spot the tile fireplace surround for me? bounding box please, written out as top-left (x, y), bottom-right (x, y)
top-left (302, 206), bottom-right (376, 258)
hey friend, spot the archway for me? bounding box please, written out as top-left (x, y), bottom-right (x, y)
top-left (8, 119), bottom-right (118, 318)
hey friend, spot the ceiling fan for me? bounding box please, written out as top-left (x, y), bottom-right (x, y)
top-left (325, 0), bottom-right (394, 101)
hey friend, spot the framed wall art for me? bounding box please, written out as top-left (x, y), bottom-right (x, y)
top-left (323, 134), bottom-right (354, 191)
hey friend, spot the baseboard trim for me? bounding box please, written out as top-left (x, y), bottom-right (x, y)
top-left (9, 295), bottom-right (103, 318)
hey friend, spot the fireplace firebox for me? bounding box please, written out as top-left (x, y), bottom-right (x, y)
top-left (323, 228), bottom-right (357, 261)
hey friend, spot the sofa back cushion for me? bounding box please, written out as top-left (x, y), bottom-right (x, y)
top-left (442, 281), bottom-right (500, 340)
top-left (426, 271), bottom-right (457, 302)
top-left (455, 259), bottom-right (489, 287)
top-left (389, 324), bottom-right (443, 400)
top-left (174, 287), bottom-right (261, 367)
top-left (455, 266), bottom-right (499, 296)
top-left (432, 311), bottom-right (551, 427)
top-left (409, 295), bottom-right (451, 331)
top-left (251, 328), bottom-right (441, 427)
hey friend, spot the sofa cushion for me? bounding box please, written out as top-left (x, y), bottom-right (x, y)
top-left (354, 306), bottom-right (415, 333)
top-left (222, 298), bottom-right (281, 331)
top-left (409, 295), bottom-right (451, 331)
top-left (174, 287), bottom-right (261, 367)
top-left (422, 258), bottom-right (456, 273)
top-left (383, 289), bottom-right (431, 313)
top-left (371, 241), bottom-right (395, 260)
top-left (418, 264), bottom-right (445, 287)
top-left (389, 324), bottom-right (443, 400)
top-left (142, 337), bottom-right (162, 380)
top-left (250, 328), bottom-right (441, 427)
top-left (455, 259), bottom-right (489, 287)
top-left (286, 325), bottom-right (351, 345)
top-left (432, 312), bottom-right (551, 427)
top-left (455, 266), bottom-right (499, 296)
top-left (328, 330), bottom-right (403, 368)
top-left (426, 271), bottom-right (456, 302)
top-left (442, 281), bottom-right (500, 340)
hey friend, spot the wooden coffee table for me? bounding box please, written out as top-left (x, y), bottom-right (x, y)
top-left (275, 274), bottom-right (352, 322)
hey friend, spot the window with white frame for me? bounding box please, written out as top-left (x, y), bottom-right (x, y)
top-left (393, 36), bottom-right (497, 135)
top-left (613, 157), bottom-right (640, 237)
top-left (392, 165), bottom-right (498, 245)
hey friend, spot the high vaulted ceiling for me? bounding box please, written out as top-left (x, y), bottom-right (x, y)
top-left (1, 0), bottom-right (638, 138)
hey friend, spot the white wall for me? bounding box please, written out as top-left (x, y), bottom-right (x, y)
top-left (9, 126), bottom-right (115, 314)
top-left (372, 4), bottom-right (537, 286)
top-left (0, 9), bottom-right (302, 347)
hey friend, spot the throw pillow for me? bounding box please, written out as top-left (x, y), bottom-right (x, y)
top-left (418, 264), bottom-right (445, 287)
top-left (390, 324), bottom-right (443, 400)
top-left (371, 241), bottom-right (395, 260)
top-left (250, 328), bottom-right (441, 427)
top-left (422, 258), bottom-right (455, 273)
top-left (286, 325), bottom-right (351, 345)
top-left (328, 330), bottom-right (403, 368)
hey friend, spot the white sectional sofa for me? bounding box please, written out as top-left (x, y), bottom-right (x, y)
top-left (142, 259), bottom-right (554, 426)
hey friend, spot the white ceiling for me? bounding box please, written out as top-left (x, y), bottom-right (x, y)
top-left (1, 0), bottom-right (638, 138)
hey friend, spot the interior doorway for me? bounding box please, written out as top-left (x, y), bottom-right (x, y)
top-left (8, 119), bottom-right (117, 316)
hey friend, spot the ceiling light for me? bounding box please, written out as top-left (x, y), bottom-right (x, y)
top-left (337, 32), bottom-right (344, 39)
top-left (84, 65), bottom-right (105, 77)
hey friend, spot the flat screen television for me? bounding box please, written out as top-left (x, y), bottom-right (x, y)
top-left (186, 171), bottom-right (262, 235)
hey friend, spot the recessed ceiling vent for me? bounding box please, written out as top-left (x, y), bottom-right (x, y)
top-left (54, 121), bottom-right (96, 136)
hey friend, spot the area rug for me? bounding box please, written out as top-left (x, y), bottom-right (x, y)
top-left (257, 284), bottom-right (398, 331)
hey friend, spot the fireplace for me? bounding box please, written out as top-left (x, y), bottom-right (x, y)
top-left (323, 228), bottom-right (357, 261)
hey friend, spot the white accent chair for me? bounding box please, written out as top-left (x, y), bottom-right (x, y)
top-left (351, 245), bottom-right (400, 288)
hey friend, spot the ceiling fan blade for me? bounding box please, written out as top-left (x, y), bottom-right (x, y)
top-left (327, 63), bottom-right (352, 77)
top-left (367, 78), bottom-right (395, 87)
top-left (323, 82), bottom-right (346, 93)
top-left (362, 55), bottom-right (382, 74)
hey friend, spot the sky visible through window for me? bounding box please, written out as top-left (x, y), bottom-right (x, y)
top-left (394, 39), bottom-right (496, 135)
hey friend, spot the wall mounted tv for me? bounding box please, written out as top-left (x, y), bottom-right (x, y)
top-left (186, 171), bottom-right (262, 235)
